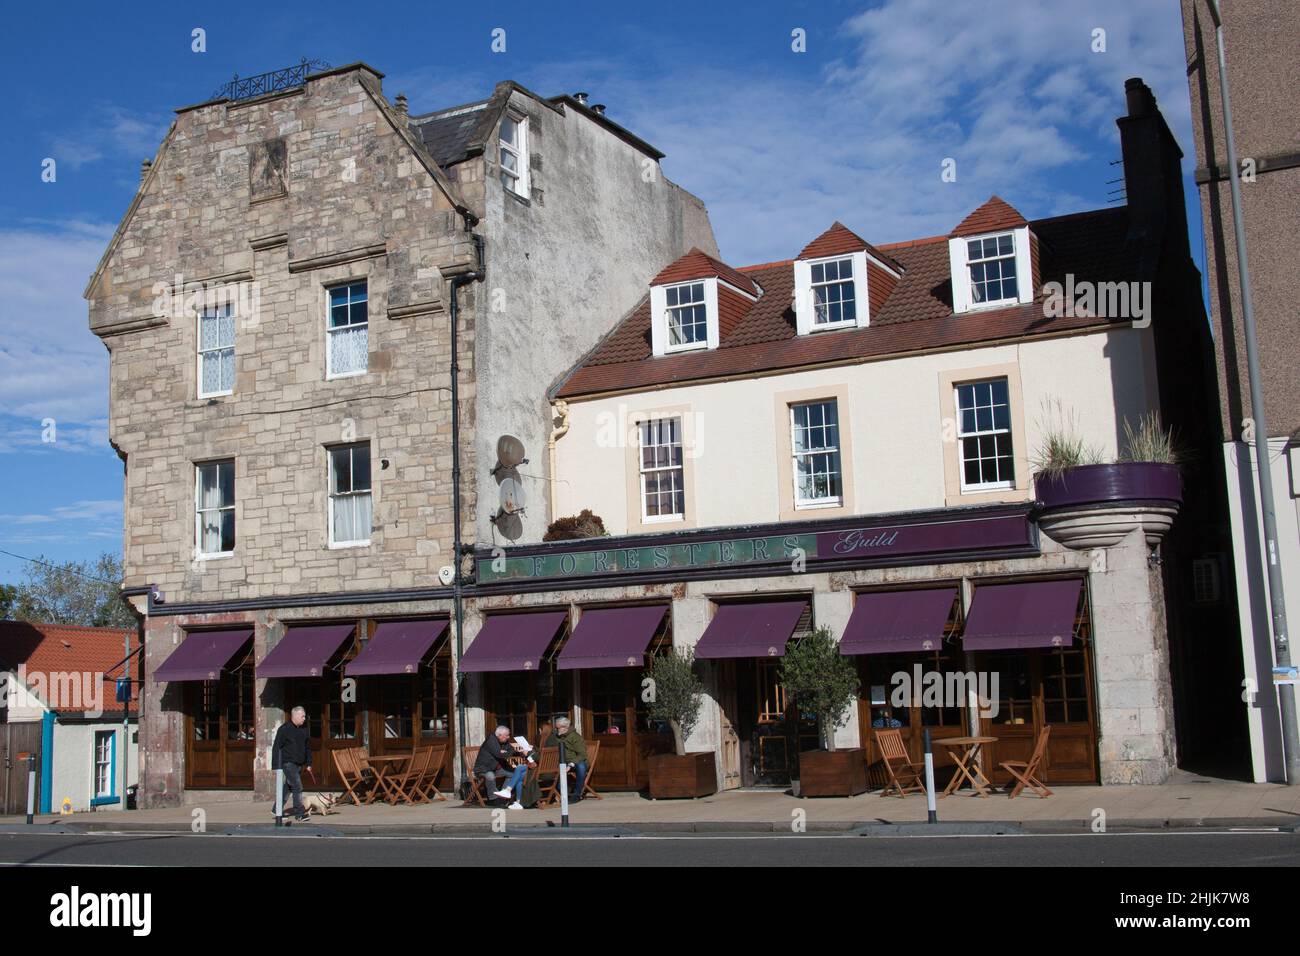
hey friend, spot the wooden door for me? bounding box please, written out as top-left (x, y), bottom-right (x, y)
top-left (582, 669), bottom-right (673, 790)
top-left (978, 646), bottom-right (1097, 785)
top-left (716, 661), bottom-right (742, 790)
top-left (185, 653), bottom-right (255, 790)
top-left (2, 722), bottom-right (43, 815)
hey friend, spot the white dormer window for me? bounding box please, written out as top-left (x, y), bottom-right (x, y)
top-left (499, 114), bottom-right (529, 198)
top-left (948, 226), bottom-right (1033, 314)
top-left (793, 250), bottom-right (870, 335)
top-left (811, 258), bottom-right (857, 326)
top-left (651, 278), bottom-right (722, 355)
top-left (967, 234), bottom-right (1018, 305)
top-left (666, 282), bottom-right (707, 347)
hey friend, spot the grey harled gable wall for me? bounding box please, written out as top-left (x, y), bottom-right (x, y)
top-left (474, 90), bottom-right (719, 545)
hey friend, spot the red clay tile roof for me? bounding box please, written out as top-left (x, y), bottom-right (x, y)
top-left (950, 195), bottom-right (1029, 237)
top-left (0, 621), bottom-right (139, 715)
top-left (652, 248), bottom-right (760, 296)
top-left (553, 207), bottom-right (1132, 399)
top-left (798, 222), bottom-right (904, 274)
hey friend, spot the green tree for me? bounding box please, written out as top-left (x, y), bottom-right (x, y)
top-left (643, 648), bottom-right (705, 756)
top-left (0, 583), bottom-right (18, 620)
top-left (779, 626), bottom-right (860, 751)
top-left (9, 553), bottom-right (135, 628)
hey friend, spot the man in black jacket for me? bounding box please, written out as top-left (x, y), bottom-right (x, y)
top-left (474, 725), bottom-right (532, 808)
top-left (272, 706), bottom-right (312, 820)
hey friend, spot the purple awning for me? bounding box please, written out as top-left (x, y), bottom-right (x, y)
top-left (694, 601), bottom-right (808, 660)
top-left (346, 619), bottom-right (450, 676)
top-left (557, 606), bottom-right (668, 670)
top-left (962, 579), bottom-right (1083, 650)
top-left (154, 628), bottom-right (253, 682)
top-left (459, 611), bottom-right (569, 673)
top-left (839, 588), bottom-right (958, 655)
top-left (259, 624), bottom-right (356, 678)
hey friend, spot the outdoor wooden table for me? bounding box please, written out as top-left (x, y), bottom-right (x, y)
top-left (365, 754), bottom-right (411, 804)
top-left (934, 736), bottom-right (998, 797)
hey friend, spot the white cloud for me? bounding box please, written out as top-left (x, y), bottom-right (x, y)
top-left (0, 498), bottom-right (122, 547)
top-left (519, 0), bottom-right (1193, 264)
top-left (50, 105), bottom-right (170, 172)
top-left (0, 222), bottom-right (116, 432)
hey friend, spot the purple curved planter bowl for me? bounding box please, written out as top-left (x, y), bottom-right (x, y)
top-left (1034, 462), bottom-right (1182, 509)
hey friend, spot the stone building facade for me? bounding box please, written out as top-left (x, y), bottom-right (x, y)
top-left (86, 63), bottom-right (716, 805)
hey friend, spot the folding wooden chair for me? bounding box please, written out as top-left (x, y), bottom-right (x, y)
top-left (1001, 725), bottom-right (1053, 798)
top-left (874, 729), bottom-right (926, 798)
top-left (386, 748), bottom-right (431, 805)
top-left (332, 747), bottom-right (375, 806)
top-left (579, 740), bottom-right (602, 800)
top-left (535, 747), bottom-right (563, 807)
top-left (461, 745), bottom-right (488, 807)
top-left (412, 741), bottom-right (450, 803)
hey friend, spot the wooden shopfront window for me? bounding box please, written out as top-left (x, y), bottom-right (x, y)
top-left (185, 637), bottom-right (256, 790)
top-left (366, 629), bottom-right (455, 788)
top-left (579, 609), bottom-right (675, 791)
top-left (857, 645), bottom-right (967, 778)
top-left (976, 580), bottom-right (1098, 785)
top-left (286, 627), bottom-right (362, 789)
top-left (488, 665), bottom-right (572, 744)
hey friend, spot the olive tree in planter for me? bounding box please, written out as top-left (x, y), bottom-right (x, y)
top-left (778, 626), bottom-right (866, 797)
top-left (643, 648), bottom-right (716, 798)
top-left (1032, 406), bottom-right (1183, 550)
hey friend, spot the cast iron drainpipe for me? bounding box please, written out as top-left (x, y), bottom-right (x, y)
top-left (449, 224), bottom-right (485, 772)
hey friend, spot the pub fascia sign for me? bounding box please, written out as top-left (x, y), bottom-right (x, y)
top-left (476, 513), bottom-right (1030, 584)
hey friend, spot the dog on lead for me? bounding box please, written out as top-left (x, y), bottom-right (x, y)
top-left (302, 791), bottom-right (340, 816)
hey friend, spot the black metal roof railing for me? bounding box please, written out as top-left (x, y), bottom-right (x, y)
top-left (212, 58), bottom-right (332, 102)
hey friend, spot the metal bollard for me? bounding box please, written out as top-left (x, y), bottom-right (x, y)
top-left (923, 729), bottom-right (937, 824)
top-left (558, 741), bottom-right (570, 829)
top-left (25, 752), bottom-right (36, 825)
top-left (274, 767), bottom-right (284, 827)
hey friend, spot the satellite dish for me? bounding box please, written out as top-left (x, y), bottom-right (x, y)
top-left (494, 511), bottom-right (524, 542)
top-left (497, 435), bottom-right (526, 469)
top-left (499, 476), bottom-right (526, 515)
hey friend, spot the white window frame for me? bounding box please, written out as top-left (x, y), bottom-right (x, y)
top-left (638, 418), bottom-right (686, 523)
top-left (790, 399), bottom-right (843, 509)
top-left (810, 256), bottom-right (858, 328)
top-left (197, 301), bottom-right (236, 398)
top-left (650, 277), bottom-right (735, 356)
top-left (93, 731), bottom-right (114, 799)
top-left (195, 459), bottom-right (235, 558)
top-left (948, 226), bottom-right (1033, 314)
top-left (793, 250), bottom-right (871, 334)
top-left (954, 378), bottom-right (1016, 493)
top-left (328, 442), bottom-right (372, 548)
top-left (326, 281), bottom-right (369, 380)
top-left (663, 281), bottom-right (709, 352)
top-left (966, 233), bottom-right (1019, 308)
top-left (499, 113), bottom-right (530, 199)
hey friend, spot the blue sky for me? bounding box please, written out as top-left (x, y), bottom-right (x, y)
top-left (0, 0), bottom-right (1203, 584)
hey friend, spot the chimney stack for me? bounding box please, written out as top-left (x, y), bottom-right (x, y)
top-left (140, 159), bottom-right (152, 183)
top-left (394, 92), bottom-right (409, 123)
top-left (1116, 76), bottom-right (1189, 274)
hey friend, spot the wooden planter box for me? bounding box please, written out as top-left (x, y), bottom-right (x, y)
top-left (798, 748), bottom-right (868, 797)
top-left (647, 752), bottom-right (717, 799)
